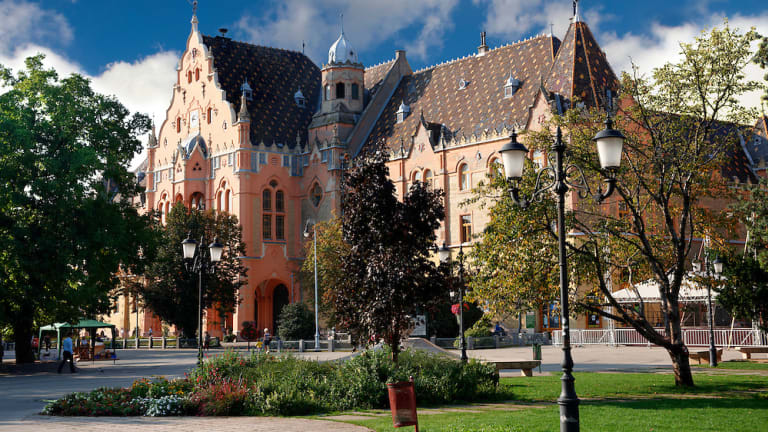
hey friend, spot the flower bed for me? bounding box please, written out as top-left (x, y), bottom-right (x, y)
top-left (44, 347), bottom-right (502, 417)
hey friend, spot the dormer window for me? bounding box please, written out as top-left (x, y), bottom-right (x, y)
top-left (241, 80), bottom-right (253, 101)
top-left (504, 72), bottom-right (521, 98)
top-left (294, 88), bottom-right (306, 108)
top-left (458, 79), bottom-right (468, 90)
top-left (396, 101), bottom-right (410, 124)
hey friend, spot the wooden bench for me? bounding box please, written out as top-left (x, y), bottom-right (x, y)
top-left (487, 360), bottom-right (541, 377)
top-left (735, 346), bottom-right (768, 359)
top-left (689, 349), bottom-right (722, 365)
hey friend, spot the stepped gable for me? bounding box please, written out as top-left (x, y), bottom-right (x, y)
top-left (364, 59), bottom-right (396, 100)
top-left (202, 35), bottom-right (321, 148)
top-left (545, 20), bottom-right (618, 108)
top-left (362, 35), bottom-right (559, 153)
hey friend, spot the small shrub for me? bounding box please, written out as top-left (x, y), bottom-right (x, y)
top-left (145, 395), bottom-right (186, 416)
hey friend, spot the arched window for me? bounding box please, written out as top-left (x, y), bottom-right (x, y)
top-left (459, 163), bottom-right (469, 190)
top-left (335, 82), bottom-right (345, 99)
top-left (489, 157), bottom-right (503, 178)
top-left (187, 71), bottom-right (192, 83)
top-left (324, 84), bottom-right (331, 101)
top-left (176, 117), bottom-right (181, 133)
top-left (195, 68), bottom-right (200, 81)
top-left (351, 83), bottom-right (359, 100)
top-left (262, 189), bottom-right (271, 211)
top-left (311, 183), bottom-right (323, 207)
top-left (190, 192), bottom-right (205, 210)
top-left (207, 107), bottom-right (212, 124)
top-left (216, 190), bottom-right (222, 211)
top-left (424, 169), bottom-right (433, 189)
top-left (224, 190), bottom-right (231, 213)
top-left (413, 170), bottom-right (422, 183)
top-left (276, 190), bottom-right (284, 212)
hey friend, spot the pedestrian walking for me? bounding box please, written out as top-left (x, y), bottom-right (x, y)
top-left (262, 328), bottom-right (271, 354)
top-left (57, 333), bottom-right (76, 373)
top-left (204, 332), bottom-right (211, 351)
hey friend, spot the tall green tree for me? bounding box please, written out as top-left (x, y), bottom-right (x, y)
top-left (715, 253), bottom-right (768, 332)
top-left (467, 22), bottom-right (760, 386)
top-left (330, 153), bottom-right (445, 362)
top-left (141, 203), bottom-right (247, 338)
top-left (300, 215), bottom-right (347, 325)
top-left (0, 55), bottom-right (155, 363)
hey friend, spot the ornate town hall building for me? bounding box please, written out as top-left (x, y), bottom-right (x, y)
top-left (110, 8), bottom-right (763, 338)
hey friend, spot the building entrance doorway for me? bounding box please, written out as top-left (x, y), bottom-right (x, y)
top-left (272, 284), bottom-right (289, 335)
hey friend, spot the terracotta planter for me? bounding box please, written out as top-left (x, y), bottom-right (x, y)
top-left (386, 377), bottom-right (419, 431)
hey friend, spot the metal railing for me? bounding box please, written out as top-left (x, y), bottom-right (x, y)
top-left (552, 327), bottom-right (768, 348)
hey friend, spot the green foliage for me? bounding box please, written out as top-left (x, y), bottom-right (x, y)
top-left (465, 314), bottom-right (494, 338)
top-left (332, 153), bottom-right (446, 361)
top-left (141, 203), bottom-right (247, 337)
top-left (753, 34), bottom-right (768, 102)
top-left (240, 321), bottom-right (259, 341)
top-left (276, 303), bottom-right (314, 339)
top-left (0, 55), bottom-right (157, 362)
top-left (300, 216), bottom-right (346, 324)
top-left (716, 254), bottom-right (768, 332)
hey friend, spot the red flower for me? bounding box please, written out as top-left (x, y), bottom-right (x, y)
top-left (451, 303), bottom-right (469, 315)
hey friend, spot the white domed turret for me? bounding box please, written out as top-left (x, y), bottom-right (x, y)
top-left (328, 31), bottom-right (358, 64)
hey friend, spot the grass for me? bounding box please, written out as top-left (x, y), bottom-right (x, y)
top-left (693, 360), bottom-right (768, 371)
top-left (335, 372), bottom-right (768, 432)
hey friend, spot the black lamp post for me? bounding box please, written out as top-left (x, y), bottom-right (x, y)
top-left (182, 232), bottom-right (224, 366)
top-left (303, 220), bottom-right (321, 351)
top-left (438, 243), bottom-right (468, 363)
top-left (694, 254), bottom-right (723, 366)
top-left (498, 118), bottom-right (625, 432)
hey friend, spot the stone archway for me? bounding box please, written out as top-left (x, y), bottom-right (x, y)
top-left (272, 284), bottom-right (289, 335)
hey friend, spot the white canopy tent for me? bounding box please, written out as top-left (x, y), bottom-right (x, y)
top-left (610, 272), bottom-right (724, 304)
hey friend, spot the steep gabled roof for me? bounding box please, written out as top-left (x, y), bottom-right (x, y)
top-left (365, 59), bottom-right (396, 100)
top-left (203, 35), bottom-right (321, 148)
top-left (362, 35), bottom-right (560, 152)
top-left (545, 20), bottom-right (619, 108)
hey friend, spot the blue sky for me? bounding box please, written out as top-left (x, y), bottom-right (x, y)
top-left (1, 0), bottom-right (766, 166)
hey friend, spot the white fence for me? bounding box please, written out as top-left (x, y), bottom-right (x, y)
top-left (552, 327), bottom-right (767, 348)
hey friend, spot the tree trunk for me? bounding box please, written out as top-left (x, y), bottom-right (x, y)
top-left (668, 343), bottom-right (694, 386)
top-left (13, 315), bottom-right (35, 364)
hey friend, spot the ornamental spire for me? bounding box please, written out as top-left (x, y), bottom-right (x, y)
top-left (190, 0), bottom-right (199, 31)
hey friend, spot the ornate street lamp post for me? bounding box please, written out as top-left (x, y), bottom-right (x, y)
top-left (694, 255), bottom-right (723, 366)
top-left (182, 233), bottom-right (224, 367)
top-left (438, 243), bottom-right (468, 363)
top-left (499, 118), bottom-right (625, 432)
top-left (304, 220), bottom-right (321, 350)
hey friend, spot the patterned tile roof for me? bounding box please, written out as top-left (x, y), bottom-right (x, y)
top-left (364, 59), bottom-right (396, 100)
top-left (203, 35), bottom-right (321, 148)
top-left (545, 21), bottom-right (619, 108)
top-left (363, 35), bottom-right (561, 152)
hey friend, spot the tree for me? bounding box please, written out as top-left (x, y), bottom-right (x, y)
top-left (277, 303), bottom-right (315, 340)
top-left (330, 152), bottom-right (445, 362)
top-left (141, 203), bottom-right (247, 338)
top-left (468, 22), bottom-right (760, 386)
top-left (300, 215), bottom-right (347, 325)
top-left (716, 254), bottom-right (768, 332)
top-left (0, 55), bottom-right (155, 363)
top-left (753, 33), bottom-right (768, 102)
top-left (240, 321), bottom-right (259, 350)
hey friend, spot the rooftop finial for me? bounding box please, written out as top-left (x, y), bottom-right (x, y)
top-left (189, 0), bottom-right (199, 30)
top-left (340, 12), bottom-right (344, 34)
top-left (573, 0), bottom-right (581, 22)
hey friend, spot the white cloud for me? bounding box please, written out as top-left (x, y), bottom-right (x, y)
top-left (0, 0), bottom-right (73, 51)
top-left (0, 1), bottom-right (179, 170)
top-left (601, 13), bottom-right (768, 112)
top-left (234, 0), bottom-right (459, 63)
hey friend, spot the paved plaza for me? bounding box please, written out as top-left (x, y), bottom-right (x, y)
top-left (0, 345), bottom-right (754, 431)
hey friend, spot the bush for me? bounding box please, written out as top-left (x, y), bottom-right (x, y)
top-left (277, 303), bottom-right (315, 340)
top-left (465, 314), bottom-right (493, 338)
top-left (47, 347), bottom-right (502, 417)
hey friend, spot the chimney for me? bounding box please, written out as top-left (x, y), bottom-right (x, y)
top-left (478, 31), bottom-right (489, 56)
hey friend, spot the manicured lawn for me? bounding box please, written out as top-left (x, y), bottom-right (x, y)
top-left (338, 372), bottom-right (768, 432)
top-left (694, 360), bottom-right (768, 371)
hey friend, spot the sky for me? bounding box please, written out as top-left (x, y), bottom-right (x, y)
top-left (0, 0), bottom-right (767, 168)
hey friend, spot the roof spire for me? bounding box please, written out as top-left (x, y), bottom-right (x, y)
top-left (573, 0), bottom-right (581, 23)
top-left (340, 12), bottom-right (344, 34)
top-left (238, 91), bottom-right (250, 123)
top-left (190, 0), bottom-right (199, 31)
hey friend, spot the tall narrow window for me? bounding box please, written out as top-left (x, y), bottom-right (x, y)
top-left (207, 107), bottom-right (212, 124)
top-left (195, 68), bottom-right (200, 81)
top-left (325, 84), bottom-right (331, 101)
top-left (216, 191), bottom-right (222, 211)
top-left (276, 215), bottom-right (285, 240)
top-left (262, 214), bottom-right (272, 240)
top-left (276, 190), bottom-right (284, 212)
top-left (224, 190), bottom-right (231, 213)
top-left (424, 169), bottom-right (433, 189)
top-left (460, 214), bottom-right (472, 243)
top-left (311, 183), bottom-right (323, 207)
top-left (413, 171), bottom-right (422, 183)
top-left (459, 164), bottom-right (469, 190)
top-left (262, 189), bottom-right (271, 211)
top-left (351, 83), bottom-right (359, 100)
top-left (176, 117), bottom-right (181, 133)
top-left (335, 82), bottom-right (345, 99)
top-left (187, 71), bottom-right (192, 83)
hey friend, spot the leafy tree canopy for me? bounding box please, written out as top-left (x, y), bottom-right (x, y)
top-left (277, 303), bottom-right (315, 340)
top-left (0, 55), bottom-right (155, 362)
top-left (141, 203), bottom-right (247, 338)
top-left (716, 254), bottom-right (768, 332)
top-left (300, 215), bottom-right (347, 326)
top-left (330, 152), bottom-right (445, 362)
